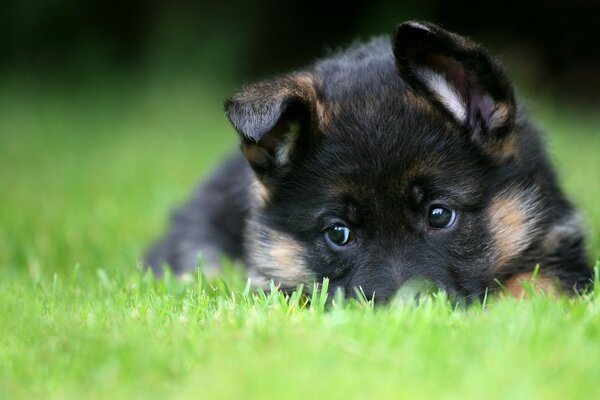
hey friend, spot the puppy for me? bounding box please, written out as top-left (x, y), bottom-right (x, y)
top-left (145, 21), bottom-right (592, 301)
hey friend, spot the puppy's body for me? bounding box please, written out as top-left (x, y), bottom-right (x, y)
top-left (146, 23), bottom-right (591, 300)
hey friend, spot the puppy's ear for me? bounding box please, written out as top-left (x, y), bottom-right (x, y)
top-left (225, 74), bottom-right (318, 178)
top-left (393, 21), bottom-right (516, 139)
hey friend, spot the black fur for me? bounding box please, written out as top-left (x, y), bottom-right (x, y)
top-left (145, 153), bottom-right (252, 275)
top-left (146, 21), bottom-right (592, 301)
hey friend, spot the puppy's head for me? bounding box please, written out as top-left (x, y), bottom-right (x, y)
top-left (225, 21), bottom-right (562, 300)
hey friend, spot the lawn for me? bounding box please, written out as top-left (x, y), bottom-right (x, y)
top-left (1, 76), bottom-right (600, 399)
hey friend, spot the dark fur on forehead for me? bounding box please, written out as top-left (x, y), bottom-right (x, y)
top-left (315, 37), bottom-right (403, 100)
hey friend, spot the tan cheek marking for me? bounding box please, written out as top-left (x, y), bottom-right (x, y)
top-left (246, 222), bottom-right (312, 289)
top-left (269, 237), bottom-right (305, 275)
top-left (501, 272), bottom-right (560, 299)
top-left (488, 189), bottom-right (541, 270)
top-left (488, 194), bottom-right (526, 268)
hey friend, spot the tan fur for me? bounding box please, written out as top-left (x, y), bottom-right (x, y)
top-left (400, 159), bottom-right (440, 184)
top-left (289, 73), bottom-right (320, 113)
top-left (245, 221), bottom-right (312, 289)
top-left (404, 89), bottom-right (438, 116)
top-left (292, 73), bottom-right (344, 132)
top-left (242, 143), bottom-right (269, 167)
top-left (497, 132), bottom-right (518, 159)
top-left (291, 73), bottom-right (317, 96)
top-left (251, 177), bottom-right (270, 207)
top-left (490, 102), bottom-right (511, 130)
top-left (316, 100), bottom-right (340, 130)
top-left (481, 130), bottom-right (519, 160)
top-left (488, 188), bottom-right (542, 270)
top-left (502, 272), bottom-right (560, 298)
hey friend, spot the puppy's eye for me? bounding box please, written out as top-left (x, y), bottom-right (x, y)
top-left (428, 205), bottom-right (457, 229)
top-left (324, 225), bottom-right (354, 247)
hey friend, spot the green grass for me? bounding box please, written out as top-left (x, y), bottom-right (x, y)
top-left (1, 77), bottom-right (600, 399)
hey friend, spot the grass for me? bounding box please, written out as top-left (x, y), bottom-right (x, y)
top-left (1, 76), bottom-right (600, 399)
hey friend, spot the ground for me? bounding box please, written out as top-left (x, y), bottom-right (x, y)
top-left (1, 77), bottom-right (599, 399)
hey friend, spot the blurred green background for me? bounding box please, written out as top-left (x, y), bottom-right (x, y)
top-left (2, 0), bottom-right (600, 99)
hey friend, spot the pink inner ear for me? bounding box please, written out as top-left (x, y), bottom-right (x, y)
top-left (425, 54), bottom-right (498, 131)
top-left (427, 54), bottom-right (469, 101)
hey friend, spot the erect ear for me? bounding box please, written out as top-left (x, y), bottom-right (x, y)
top-left (225, 74), bottom-right (318, 178)
top-left (393, 21), bottom-right (516, 139)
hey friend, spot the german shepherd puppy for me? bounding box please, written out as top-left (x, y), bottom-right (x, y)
top-left (145, 21), bottom-right (592, 301)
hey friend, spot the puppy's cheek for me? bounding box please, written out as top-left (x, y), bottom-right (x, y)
top-left (246, 223), bottom-right (313, 289)
top-left (500, 272), bottom-right (560, 299)
top-left (486, 187), bottom-right (543, 271)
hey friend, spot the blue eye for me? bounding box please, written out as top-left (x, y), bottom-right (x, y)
top-left (428, 205), bottom-right (457, 229)
top-left (324, 225), bottom-right (354, 247)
